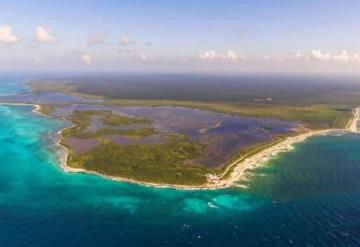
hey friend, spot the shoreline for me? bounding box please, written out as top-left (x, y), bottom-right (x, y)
top-left (56, 106), bottom-right (360, 190)
top-left (347, 108), bottom-right (359, 132)
top-left (0, 102), bottom-right (41, 113)
top-left (2, 102), bottom-right (359, 190)
top-left (0, 102), bottom-right (52, 118)
top-left (217, 107), bottom-right (359, 188)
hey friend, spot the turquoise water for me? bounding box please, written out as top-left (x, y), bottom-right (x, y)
top-left (2, 75), bottom-right (360, 246)
top-left (0, 74), bottom-right (28, 95)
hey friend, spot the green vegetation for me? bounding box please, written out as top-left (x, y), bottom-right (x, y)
top-left (61, 110), bottom-right (298, 186)
top-left (100, 112), bottom-right (151, 126)
top-left (62, 110), bottom-right (154, 138)
top-left (29, 80), bottom-right (78, 94)
top-left (29, 77), bottom-right (357, 129)
top-left (67, 140), bottom-right (209, 185)
top-left (61, 109), bottom-right (212, 185)
top-left (30, 76), bottom-right (358, 186)
top-left (103, 100), bottom-right (352, 129)
top-left (95, 128), bottom-right (155, 138)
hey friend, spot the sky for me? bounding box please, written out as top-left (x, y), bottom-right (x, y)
top-left (1, 0), bottom-right (360, 73)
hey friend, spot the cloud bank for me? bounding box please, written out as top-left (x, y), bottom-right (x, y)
top-left (286, 49), bottom-right (360, 63)
top-left (199, 50), bottom-right (247, 61)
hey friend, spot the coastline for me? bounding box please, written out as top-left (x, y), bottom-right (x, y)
top-left (0, 102), bottom-right (51, 118)
top-left (347, 107), bottom-right (359, 132)
top-left (2, 102), bottom-right (359, 190)
top-left (216, 107), bottom-right (360, 188)
top-left (54, 106), bottom-right (360, 190)
top-left (0, 102), bottom-right (41, 113)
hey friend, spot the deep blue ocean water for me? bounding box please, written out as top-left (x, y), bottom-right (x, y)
top-left (2, 75), bottom-right (360, 246)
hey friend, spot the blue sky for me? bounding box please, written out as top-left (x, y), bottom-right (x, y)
top-left (1, 0), bottom-right (360, 73)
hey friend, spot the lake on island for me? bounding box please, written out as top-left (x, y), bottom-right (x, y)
top-left (2, 74), bottom-right (360, 246)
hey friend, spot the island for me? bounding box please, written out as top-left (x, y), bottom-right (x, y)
top-left (0, 74), bottom-right (358, 189)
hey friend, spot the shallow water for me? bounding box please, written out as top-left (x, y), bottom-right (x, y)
top-left (0, 74), bottom-right (28, 95)
top-left (2, 75), bottom-right (360, 246)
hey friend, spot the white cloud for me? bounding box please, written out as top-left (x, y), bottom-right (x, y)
top-left (226, 51), bottom-right (237, 60)
top-left (199, 50), bottom-right (217, 60)
top-left (308, 49), bottom-right (331, 61)
top-left (35, 26), bottom-right (57, 44)
top-left (199, 50), bottom-right (246, 61)
top-left (119, 35), bottom-right (134, 46)
top-left (330, 49), bottom-right (360, 62)
top-left (332, 50), bottom-right (350, 62)
top-left (286, 49), bottom-right (360, 63)
top-left (0, 25), bottom-right (21, 44)
top-left (81, 53), bottom-right (92, 64)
